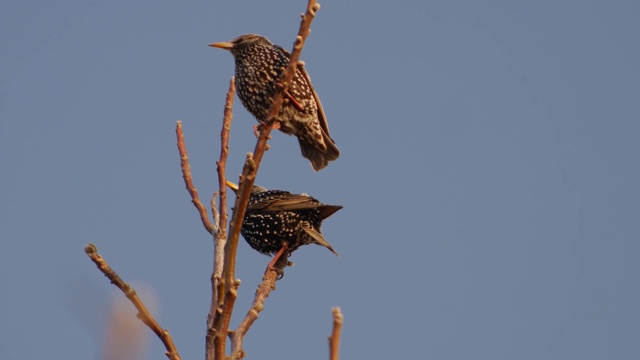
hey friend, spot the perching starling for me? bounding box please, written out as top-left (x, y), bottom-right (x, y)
top-left (226, 181), bottom-right (342, 256)
top-left (210, 34), bottom-right (340, 171)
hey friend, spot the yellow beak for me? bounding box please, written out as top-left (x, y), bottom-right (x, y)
top-left (209, 42), bottom-right (234, 50)
top-left (225, 180), bottom-right (239, 192)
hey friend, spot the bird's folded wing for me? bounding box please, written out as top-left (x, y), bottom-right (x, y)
top-left (274, 44), bottom-right (332, 137)
top-left (249, 193), bottom-right (321, 212)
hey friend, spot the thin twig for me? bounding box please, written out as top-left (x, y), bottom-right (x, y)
top-left (176, 120), bottom-right (215, 234)
top-left (228, 266), bottom-right (279, 360)
top-left (328, 307), bottom-right (343, 360)
top-left (84, 243), bottom-right (181, 360)
top-left (216, 76), bottom-right (235, 259)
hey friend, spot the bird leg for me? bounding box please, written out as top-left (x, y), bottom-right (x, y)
top-left (284, 90), bottom-right (304, 111)
top-left (267, 241), bottom-right (290, 280)
top-left (275, 82), bottom-right (304, 111)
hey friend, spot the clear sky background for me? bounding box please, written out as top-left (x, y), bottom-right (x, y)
top-left (1, 1), bottom-right (639, 359)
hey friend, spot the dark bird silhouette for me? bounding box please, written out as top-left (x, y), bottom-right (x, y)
top-left (210, 34), bottom-right (340, 171)
top-left (226, 181), bottom-right (342, 256)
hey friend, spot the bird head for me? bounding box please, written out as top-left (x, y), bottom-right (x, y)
top-left (209, 34), bottom-right (271, 55)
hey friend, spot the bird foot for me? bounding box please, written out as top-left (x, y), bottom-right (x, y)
top-left (254, 121), bottom-right (280, 138)
top-left (267, 242), bottom-right (290, 280)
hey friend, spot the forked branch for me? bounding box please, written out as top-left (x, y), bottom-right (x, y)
top-left (175, 1), bottom-right (324, 359)
top-left (207, 77), bottom-right (236, 360)
top-left (87, 2), bottom-right (333, 360)
top-left (220, 2), bottom-right (322, 358)
top-left (223, 0), bottom-right (321, 299)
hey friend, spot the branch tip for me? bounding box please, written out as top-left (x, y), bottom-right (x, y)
top-left (176, 122), bottom-right (215, 234)
top-left (329, 307), bottom-right (343, 360)
top-left (85, 243), bottom-right (97, 254)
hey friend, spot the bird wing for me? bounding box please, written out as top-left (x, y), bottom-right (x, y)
top-left (301, 225), bottom-right (339, 256)
top-left (274, 45), bottom-right (332, 137)
top-left (248, 193), bottom-right (325, 212)
top-left (298, 64), bottom-right (331, 137)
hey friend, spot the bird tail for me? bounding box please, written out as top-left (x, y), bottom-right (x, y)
top-left (298, 132), bottom-right (340, 171)
top-left (301, 226), bottom-right (339, 256)
top-left (318, 205), bottom-right (343, 220)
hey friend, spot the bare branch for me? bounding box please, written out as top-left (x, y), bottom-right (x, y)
top-left (176, 120), bottom-right (215, 234)
top-left (210, 194), bottom-right (220, 232)
top-left (329, 307), bottom-right (343, 360)
top-left (205, 77), bottom-right (236, 360)
top-left (215, 76), bottom-right (235, 278)
top-left (224, 153), bottom-right (257, 287)
top-left (229, 265), bottom-right (279, 360)
top-left (84, 243), bottom-right (181, 360)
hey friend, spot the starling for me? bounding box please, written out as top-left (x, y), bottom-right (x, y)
top-left (210, 34), bottom-right (340, 171)
top-left (226, 181), bottom-right (342, 256)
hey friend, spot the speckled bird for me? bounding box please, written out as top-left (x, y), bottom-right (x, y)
top-left (210, 34), bottom-right (340, 171)
top-left (226, 181), bottom-right (342, 256)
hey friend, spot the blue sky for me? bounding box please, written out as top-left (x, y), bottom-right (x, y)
top-left (2, 1), bottom-right (639, 359)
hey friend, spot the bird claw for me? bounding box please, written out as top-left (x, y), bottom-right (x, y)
top-left (267, 243), bottom-right (291, 280)
top-left (254, 121), bottom-right (280, 138)
top-left (270, 253), bottom-right (292, 280)
top-left (274, 267), bottom-right (285, 280)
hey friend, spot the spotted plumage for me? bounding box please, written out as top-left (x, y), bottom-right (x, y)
top-left (210, 34), bottom-right (340, 171)
top-left (226, 181), bottom-right (342, 256)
